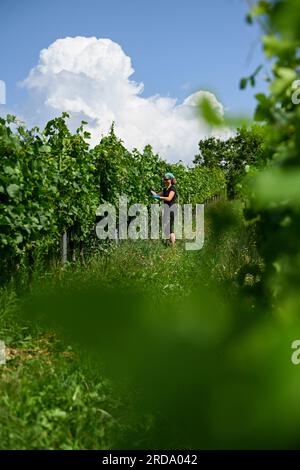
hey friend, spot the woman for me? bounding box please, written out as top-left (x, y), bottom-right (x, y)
top-left (151, 172), bottom-right (177, 246)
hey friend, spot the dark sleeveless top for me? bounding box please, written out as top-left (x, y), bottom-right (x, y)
top-left (162, 184), bottom-right (177, 207)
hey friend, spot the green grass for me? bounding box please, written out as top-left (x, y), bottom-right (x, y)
top-left (0, 200), bottom-right (266, 449)
top-left (0, 285), bottom-right (126, 449)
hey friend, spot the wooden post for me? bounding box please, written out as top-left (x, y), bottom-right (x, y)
top-left (61, 231), bottom-right (68, 264)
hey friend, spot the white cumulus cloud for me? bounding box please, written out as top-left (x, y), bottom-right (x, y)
top-left (18, 36), bottom-right (230, 163)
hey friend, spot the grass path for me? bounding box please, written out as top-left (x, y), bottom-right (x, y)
top-left (0, 201), bottom-right (263, 449)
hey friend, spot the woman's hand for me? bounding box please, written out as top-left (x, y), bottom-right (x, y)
top-left (151, 190), bottom-right (157, 195)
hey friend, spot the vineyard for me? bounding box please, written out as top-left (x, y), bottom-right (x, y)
top-left (0, 113), bottom-right (229, 278)
top-left (1, 0), bottom-right (300, 451)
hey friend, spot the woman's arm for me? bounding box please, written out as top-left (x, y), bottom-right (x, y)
top-left (159, 190), bottom-right (175, 202)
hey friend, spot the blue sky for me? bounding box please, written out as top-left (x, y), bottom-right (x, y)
top-left (1, 0), bottom-right (266, 114)
top-left (0, 0), bottom-right (269, 162)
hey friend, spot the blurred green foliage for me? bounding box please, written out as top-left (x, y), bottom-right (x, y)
top-left (13, 204), bottom-right (300, 450)
top-left (242, 0), bottom-right (300, 305)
